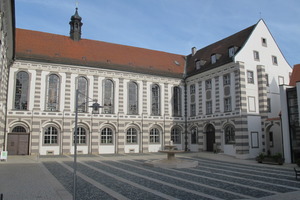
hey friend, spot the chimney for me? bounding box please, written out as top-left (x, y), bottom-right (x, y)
top-left (192, 47), bottom-right (197, 56)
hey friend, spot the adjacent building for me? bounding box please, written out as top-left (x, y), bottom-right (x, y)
top-left (0, 0), bottom-right (15, 153)
top-left (1, 6), bottom-right (293, 160)
top-left (280, 64), bottom-right (300, 163)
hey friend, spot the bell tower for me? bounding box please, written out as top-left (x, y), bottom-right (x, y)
top-left (69, 7), bottom-right (83, 41)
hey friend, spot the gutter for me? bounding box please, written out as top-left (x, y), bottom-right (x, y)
top-left (183, 56), bottom-right (188, 151)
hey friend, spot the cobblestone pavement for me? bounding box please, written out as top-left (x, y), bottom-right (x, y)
top-left (1, 152), bottom-right (300, 200)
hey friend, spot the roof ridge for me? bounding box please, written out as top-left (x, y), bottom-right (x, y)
top-left (16, 28), bottom-right (184, 57)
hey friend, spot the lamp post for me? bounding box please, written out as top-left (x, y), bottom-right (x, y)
top-left (73, 89), bottom-right (103, 200)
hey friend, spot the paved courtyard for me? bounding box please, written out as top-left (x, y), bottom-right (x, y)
top-left (1, 153), bottom-right (300, 200)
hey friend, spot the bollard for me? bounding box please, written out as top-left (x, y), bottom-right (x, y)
top-left (0, 193), bottom-right (3, 200)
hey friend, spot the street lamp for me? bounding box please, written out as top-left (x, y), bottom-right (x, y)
top-left (73, 89), bottom-right (103, 200)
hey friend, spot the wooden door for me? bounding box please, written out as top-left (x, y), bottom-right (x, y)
top-left (206, 125), bottom-right (215, 152)
top-left (7, 134), bottom-right (29, 155)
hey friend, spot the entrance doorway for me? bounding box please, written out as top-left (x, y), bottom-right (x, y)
top-left (7, 126), bottom-right (29, 155)
top-left (206, 124), bottom-right (215, 152)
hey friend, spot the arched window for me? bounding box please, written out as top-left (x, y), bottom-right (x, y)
top-left (14, 71), bottom-right (29, 110)
top-left (225, 125), bottom-right (235, 144)
top-left (126, 128), bottom-right (137, 143)
top-left (191, 127), bottom-right (197, 144)
top-left (74, 127), bottom-right (87, 144)
top-left (128, 81), bottom-right (138, 115)
top-left (12, 126), bottom-right (26, 133)
top-left (46, 74), bottom-right (60, 111)
top-left (171, 127), bottom-right (181, 144)
top-left (103, 79), bottom-right (114, 114)
top-left (151, 84), bottom-right (160, 115)
top-left (44, 126), bottom-right (58, 144)
top-left (173, 86), bottom-right (181, 116)
top-left (77, 77), bottom-right (88, 112)
top-left (150, 128), bottom-right (160, 143)
top-left (101, 128), bottom-right (113, 144)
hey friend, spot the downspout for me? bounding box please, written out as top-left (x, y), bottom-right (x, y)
top-left (4, 0), bottom-right (16, 152)
top-left (3, 60), bottom-right (14, 152)
top-left (183, 56), bottom-right (188, 151)
top-left (141, 113), bottom-right (143, 153)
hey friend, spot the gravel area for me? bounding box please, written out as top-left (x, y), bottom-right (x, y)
top-left (86, 161), bottom-right (212, 200)
top-left (63, 161), bottom-right (166, 200)
top-left (40, 156), bottom-right (300, 200)
top-left (43, 162), bottom-right (116, 200)
top-left (113, 160), bottom-right (272, 199)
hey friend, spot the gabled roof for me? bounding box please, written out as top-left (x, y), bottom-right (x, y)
top-left (185, 24), bottom-right (256, 77)
top-left (15, 28), bottom-right (185, 78)
top-left (289, 64), bottom-right (300, 86)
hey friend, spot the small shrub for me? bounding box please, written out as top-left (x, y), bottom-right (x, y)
top-left (296, 159), bottom-right (300, 167)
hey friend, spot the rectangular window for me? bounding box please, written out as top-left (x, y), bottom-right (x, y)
top-left (191, 129), bottom-right (197, 144)
top-left (190, 104), bottom-right (196, 116)
top-left (190, 84), bottom-right (195, 94)
top-left (211, 54), bottom-right (217, 64)
top-left (269, 132), bottom-right (274, 147)
top-left (195, 60), bottom-right (201, 70)
top-left (248, 96), bottom-right (256, 112)
top-left (267, 98), bottom-right (271, 112)
top-left (228, 47), bottom-right (235, 58)
top-left (205, 79), bottom-right (212, 90)
top-left (278, 76), bottom-right (284, 85)
top-left (272, 56), bottom-right (278, 65)
top-left (253, 50), bottom-right (260, 61)
top-left (247, 70), bottom-right (254, 84)
top-left (223, 74), bottom-right (230, 85)
top-left (251, 132), bottom-right (259, 148)
top-left (265, 74), bottom-right (269, 86)
top-left (224, 97), bottom-right (231, 112)
top-left (206, 101), bottom-right (212, 114)
top-left (261, 38), bottom-right (267, 47)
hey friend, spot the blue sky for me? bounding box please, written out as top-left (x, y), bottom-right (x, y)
top-left (15, 0), bottom-right (300, 67)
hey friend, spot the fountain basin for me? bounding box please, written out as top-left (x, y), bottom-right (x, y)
top-left (144, 157), bottom-right (198, 168)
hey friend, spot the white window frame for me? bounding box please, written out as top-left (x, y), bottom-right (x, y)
top-left (247, 70), bottom-right (254, 84)
top-left (224, 97), bottom-right (231, 112)
top-left (261, 38), bottom-right (267, 47)
top-left (272, 55), bottom-right (278, 65)
top-left (253, 50), bottom-right (260, 61)
top-left (206, 101), bottom-right (212, 115)
top-left (211, 54), bottom-right (217, 64)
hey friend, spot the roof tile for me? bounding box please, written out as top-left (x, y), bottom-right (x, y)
top-left (289, 64), bottom-right (300, 86)
top-left (16, 28), bottom-right (185, 78)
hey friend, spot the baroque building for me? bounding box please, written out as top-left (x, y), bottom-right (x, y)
top-left (1, 6), bottom-right (293, 160)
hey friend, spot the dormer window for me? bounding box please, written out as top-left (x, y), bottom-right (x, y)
top-left (195, 60), bottom-right (201, 70)
top-left (211, 54), bottom-right (221, 64)
top-left (228, 46), bottom-right (238, 58)
top-left (195, 59), bottom-right (206, 70)
top-left (211, 54), bottom-right (217, 64)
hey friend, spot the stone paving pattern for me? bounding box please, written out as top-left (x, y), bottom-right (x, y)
top-left (1, 152), bottom-right (300, 200)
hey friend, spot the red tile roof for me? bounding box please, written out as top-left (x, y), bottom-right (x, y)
top-left (15, 28), bottom-right (185, 78)
top-left (289, 64), bottom-right (300, 86)
top-left (186, 24), bottom-right (255, 76)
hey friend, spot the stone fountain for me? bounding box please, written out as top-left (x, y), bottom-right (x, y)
top-left (145, 141), bottom-right (198, 168)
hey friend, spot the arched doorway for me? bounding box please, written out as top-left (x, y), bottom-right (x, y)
top-left (206, 124), bottom-right (215, 152)
top-left (7, 126), bottom-right (30, 155)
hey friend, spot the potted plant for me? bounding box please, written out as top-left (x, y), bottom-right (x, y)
top-left (256, 152), bottom-right (284, 165)
top-left (272, 153), bottom-right (284, 165)
top-left (296, 159), bottom-right (300, 167)
top-left (256, 153), bottom-right (265, 163)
